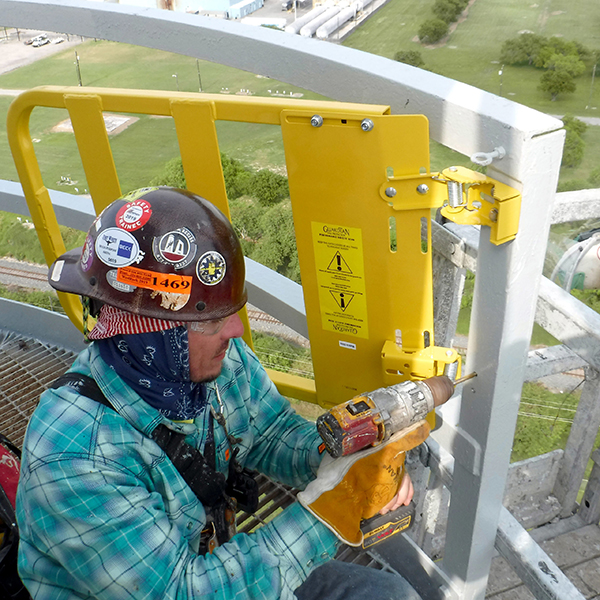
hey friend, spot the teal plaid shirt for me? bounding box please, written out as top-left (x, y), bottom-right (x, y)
top-left (16, 338), bottom-right (338, 599)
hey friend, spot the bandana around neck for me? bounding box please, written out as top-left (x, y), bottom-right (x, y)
top-left (95, 327), bottom-right (209, 421)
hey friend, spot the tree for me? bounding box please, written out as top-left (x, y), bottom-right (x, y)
top-left (418, 18), bottom-right (448, 44)
top-left (432, 0), bottom-right (462, 23)
top-left (500, 33), bottom-right (546, 66)
top-left (561, 130), bottom-right (585, 168)
top-left (393, 50), bottom-right (424, 67)
top-left (249, 169), bottom-right (289, 206)
top-left (562, 114), bottom-right (587, 137)
top-left (150, 156), bottom-right (186, 188)
top-left (542, 53), bottom-right (585, 77)
top-left (252, 202), bottom-right (301, 283)
top-left (539, 69), bottom-right (576, 100)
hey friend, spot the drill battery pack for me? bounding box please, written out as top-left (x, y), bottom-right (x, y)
top-left (360, 501), bottom-right (415, 549)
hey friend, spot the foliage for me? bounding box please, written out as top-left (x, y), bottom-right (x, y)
top-left (250, 331), bottom-right (313, 379)
top-left (500, 33), bottom-right (546, 66)
top-left (432, 0), bottom-right (466, 24)
top-left (588, 166), bottom-right (600, 187)
top-left (562, 114), bottom-right (588, 137)
top-left (0, 211), bottom-right (85, 263)
top-left (511, 383), bottom-right (581, 462)
top-left (0, 283), bottom-right (63, 313)
top-left (250, 169), bottom-right (289, 206)
top-left (221, 154), bottom-right (254, 200)
top-left (149, 156), bottom-right (186, 188)
top-left (561, 116), bottom-right (587, 168)
top-left (393, 50), bottom-right (424, 68)
top-left (539, 69), bottom-right (577, 101)
top-left (251, 201), bottom-right (301, 283)
top-left (418, 19), bottom-right (449, 44)
top-left (542, 53), bottom-right (586, 78)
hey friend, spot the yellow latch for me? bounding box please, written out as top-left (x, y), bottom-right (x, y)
top-left (380, 165), bottom-right (521, 246)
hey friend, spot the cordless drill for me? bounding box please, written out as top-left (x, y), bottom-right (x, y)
top-left (317, 375), bottom-right (458, 459)
top-left (316, 374), bottom-right (475, 548)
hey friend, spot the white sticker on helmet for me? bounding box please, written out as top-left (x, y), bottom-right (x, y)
top-left (95, 227), bottom-right (140, 268)
top-left (196, 251), bottom-right (226, 286)
top-left (51, 260), bottom-right (65, 282)
top-left (106, 269), bottom-right (135, 293)
top-left (153, 227), bottom-right (197, 269)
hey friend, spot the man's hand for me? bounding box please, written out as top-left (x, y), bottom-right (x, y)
top-left (379, 472), bottom-right (413, 515)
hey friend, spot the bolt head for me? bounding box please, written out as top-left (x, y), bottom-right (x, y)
top-left (417, 184), bottom-right (429, 194)
top-left (449, 166), bottom-right (458, 172)
top-left (311, 115), bottom-right (323, 128)
top-left (385, 187), bottom-right (397, 198)
top-left (489, 208), bottom-right (499, 222)
top-left (361, 118), bottom-right (374, 131)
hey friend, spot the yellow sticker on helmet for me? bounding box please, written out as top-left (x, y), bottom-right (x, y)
top-left (117, 266), bottom-right (192, 295)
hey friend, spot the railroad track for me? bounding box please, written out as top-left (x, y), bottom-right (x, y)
top-left (0, 264), bottom-right (49, 285)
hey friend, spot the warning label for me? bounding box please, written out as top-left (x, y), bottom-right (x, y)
top-left (312, 222), bottom-right (368, 339)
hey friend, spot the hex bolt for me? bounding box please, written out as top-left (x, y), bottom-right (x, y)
top-left (385, 187), bottom-right (397, 198)
top-left (417, 184), bottom-right (429, 195)
top-left (310, 115), bottom-right (323, 128)
top-left (489, 208), bottom-right (499, 222)
top-left (361, 118), bottom-right (374, 131)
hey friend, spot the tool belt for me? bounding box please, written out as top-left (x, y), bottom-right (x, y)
top-left (50, 373), bottom-right (259, 552)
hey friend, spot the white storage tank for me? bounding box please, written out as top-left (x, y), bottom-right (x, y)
top-left (299, 5), bottom-right (341, 37)
top-left (315, 4), bottom-right (356, 38)
top-left (284, 5), bottom-right (328, 34)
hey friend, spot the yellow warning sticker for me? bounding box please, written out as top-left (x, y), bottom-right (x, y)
top-left (312, 222), bottom-right (368, 339)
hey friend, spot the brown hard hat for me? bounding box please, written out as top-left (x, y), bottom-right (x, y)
top-left (49, 187), bottom-right (247, 321)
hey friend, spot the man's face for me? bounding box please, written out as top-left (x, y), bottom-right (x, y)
top-left (187, 313), bottom-right (245, 382)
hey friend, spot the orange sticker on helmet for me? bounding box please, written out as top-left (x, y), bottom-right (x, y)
top-left (117, 266), bottom-right (193, 295)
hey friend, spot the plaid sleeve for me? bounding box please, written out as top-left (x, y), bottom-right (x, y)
top-left (17, 386), bottom-right (338, 600)
top-left (223, 340), bottom-right (324, 489)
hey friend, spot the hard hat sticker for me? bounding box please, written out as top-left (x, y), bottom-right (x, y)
top-left (196, 251), bottom-right (226, 286)
top-left (107, 269), bottom-right (135, 293)
top-left (117, 266), bottom-right (193, 295)
top-left (116, 200), bottom-right (152, 231)
top-left (51, 260), bottom-right (65, 282)
top-left (153, 228), bottom-right (197, 270)
top-left (80, 235), bottom-right (94, 272)
top-left (95, 227), bottom-right (140, 268)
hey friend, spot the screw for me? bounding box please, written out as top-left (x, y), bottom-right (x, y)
top-left (385, 187), bottom-right (397, 198)
top-left (449, 166), bottom-right (458, 172)
top-left (417, 184), bottom-right (429, 194)
top-left (489, 208), bottom-right (498, 222)
top-left (311, 115), bottom-right (323, 128)
top-left (361, 118), bottom-right (374, 131)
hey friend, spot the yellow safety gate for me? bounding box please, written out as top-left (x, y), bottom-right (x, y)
top-left (7, 86), bottom-right (521, 409)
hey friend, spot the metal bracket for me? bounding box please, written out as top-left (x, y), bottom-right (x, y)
top-left (381, 340), bottom-right (461, 384)
top-left (379, 166), bottom-right (521, 246)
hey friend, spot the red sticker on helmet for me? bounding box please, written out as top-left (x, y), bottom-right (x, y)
top-left (116, 200), bottom-right (152, 231)
top-left (117, 266), bottom-right (192, 295)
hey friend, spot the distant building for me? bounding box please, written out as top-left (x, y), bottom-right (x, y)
top-left (103, 0), bottom-right (264, 19)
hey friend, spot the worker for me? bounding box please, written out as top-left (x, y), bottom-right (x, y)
top-left (16, 187), bottom-right (421, 599)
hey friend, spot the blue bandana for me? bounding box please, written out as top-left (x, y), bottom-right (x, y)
top-left (95, 327), bottom-right (208, 420)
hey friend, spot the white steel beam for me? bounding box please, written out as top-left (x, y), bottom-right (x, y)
top-left (437, 129), bottom-right (565, 598)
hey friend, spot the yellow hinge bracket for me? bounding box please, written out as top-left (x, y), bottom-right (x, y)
top-left (380, 165), bottom-right (522, 245)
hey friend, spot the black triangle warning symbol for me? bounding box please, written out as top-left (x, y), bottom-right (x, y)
top-left (327, 251), bottom-right (352, 274)
top-left (330, 290), bottom-right (355, 312)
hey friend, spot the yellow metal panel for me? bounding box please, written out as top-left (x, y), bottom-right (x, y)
top-left (280, 111), bottom-right (446, 407)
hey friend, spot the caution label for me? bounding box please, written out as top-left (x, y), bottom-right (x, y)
top-left (312, 222), bottom-right (368, 339)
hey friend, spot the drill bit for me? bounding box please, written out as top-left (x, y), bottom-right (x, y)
top-left (454, 372), bottom-right (477, 386)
